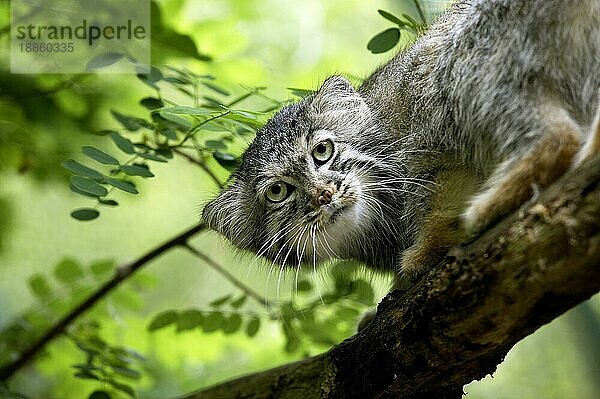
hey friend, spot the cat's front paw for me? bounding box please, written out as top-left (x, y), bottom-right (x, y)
top-left (462, 199), bottom-right (491, 237)
top-left (400, 245), bottom-right (435, 277)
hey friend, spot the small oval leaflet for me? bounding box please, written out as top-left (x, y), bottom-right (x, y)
top-left (104, 177), bottom-right (139, 194)
top-left (140, 97), bottom-right (164, 110)
top-left (367, 27), bottom-right (401, 54)
top-left (71, 176), bottom-right (108, 197)
top-left (222, 314), bottom-right (243, 334)
top-left (109, 132), bottom-right (136, 154)
top-left (213, 151), bottom-right (239, 171)
top-left (29, 273), bottom-right (52, 298)
top-left (176, 309), bottom-right (204, 332)
top-left (111, 110), bottom-right (148, 132)
top-left (87, 52), bottom-right (123, 69)
top-left (120, 164), bottom-right (154, 178)
top-left (246, 317), bottom-right (260, 337)
top-left (71, 208), bottom-right (100, 221)
top-left (159, 109), bottom-right (193, 130)
top-left (82, 146), bottom-right (120, 166)
top-left (378, 9), bottom-right (405, 26)
top-left (88, 390), bottom-right (111, 399)
top-left (62, 159), bottom-right (103, 180)
top-left (54, 258), bottom-right (84, 283)
top-left (148, 310), bottom-right (178, 331)
top-left (202, 312), bottom-right (224, 333)
top-left (209, 294), bottom-right (231, 307)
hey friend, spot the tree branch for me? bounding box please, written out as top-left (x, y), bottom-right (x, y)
top-left (183, 243), bottom-right (273, 310)
top-left (179, 156), bottom-right (600, 399)
top-left (172, 148), bottom-right (224, 189)
top-left (0, 222), bottom-right (206, 381)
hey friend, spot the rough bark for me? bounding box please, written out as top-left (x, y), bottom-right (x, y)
top-left (179, 156), bottom-right (600, 399)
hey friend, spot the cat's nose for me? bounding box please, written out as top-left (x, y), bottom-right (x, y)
top-left (317, 188), bottom-right (333, 206)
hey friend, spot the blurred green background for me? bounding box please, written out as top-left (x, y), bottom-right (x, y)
top-left (0, 0), bottom-right (598, 398)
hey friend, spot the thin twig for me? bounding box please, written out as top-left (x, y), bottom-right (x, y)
top-left (0, 223), bottom-right (206, 381)
top-left (183, 243), bottom-right (272, 311)
top-left (412, 0), bottom-right (427, 25)
top-left (172, 148), bottom-right (224, 189)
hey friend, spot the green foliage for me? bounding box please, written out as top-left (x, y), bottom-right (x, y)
top-left (63, 64), bottom-right (280, 220)
top-left (72, 321), bottom-right (144, 398)
top-left (0, 257), bottom-right (151, 398)
top-left (145, 270), bottom-right (376, 356)
top-left (367, 1), bottom-right (432, 54)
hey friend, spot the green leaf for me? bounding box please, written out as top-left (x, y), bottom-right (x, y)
top-left (209, 294), bottom-right (231, 307)
top-left (176, 309), bottom-right (204, 332)
top-left (71, 208), bottom-right (100, 221)
top-left (109, 132), bottom-right (136, 154)
top-left (230, 295), bottom-right (247, 308)
top-left (107, 379), bottom-right (135, 398)
top-left (162, 105), bottom-right (213, 115)
top-left (402, 13), bottom-right (420, 27)
top-left (70, 183), bottom-right (100, 199)
top-left (54, 258), bottom-right (84, 283)
top-left (120, 164), bottom-right (154, 178)
top-left (222, 314), bottom-right (242, 334)
top-left (148, 310), bottom-right (178, 331)
top-left (103, 177), bottom-right (138, 194)
top-left (367, 28), bottom-right (401, 54)
top-left (205, 140), bottom-right (227, 151)
top-left (213, 152), bottom-right (239, 171)
top-left (138, 152), bottom-right (168, 163)
top-left (110, 110), bottom-right (148, 132)
top-left (202, 312), bottom-right (224, 333)
top-left (110, 366), bottom-right (141, 380)
top-left (99, 199), bottom-right (119, 207)
top-left (159, 110), bottom-right (192, 130)
top-left (201, 81), bottom-right (230, 96)
top-left (377, 9), bottom-right (405, 26)
top-left (140, 97), bottom-right (164, 110)
top-left (155, 147), bottom-right (174, 159)
top-left (82, 146), bottom-right (119, 166)
top-left (163, 76), bottom-right (188, 85)
top-left (287, 87), bottom-right (314, 98)
top-left (71, 176), bottom-right (108, 197)
top-left (88, 390), bottom-right (111, 399)
top-left (112, 290), bottom-right (143, 311)
top-left (29, 273), bottom-right (52, 298)
top-left (62, 159), bottom-right (103, 180)
top-left (75, 371), bottom-right (101, 380)
top-left (159, 128), bottom-right (178, 140)
top-left (90, 259), bottom-right (115, 277)
top-left (245, 317), bottom-right (260, 337)
top-left (136, 66), bottom-right (163, 89)
top-left (87, 52), bottom-right (123, 69)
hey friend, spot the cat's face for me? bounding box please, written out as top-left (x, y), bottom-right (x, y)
top-left (203, 76), bottom-right (404, 269)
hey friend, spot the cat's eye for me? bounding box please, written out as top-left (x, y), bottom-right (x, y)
top-left (266, 181), bottom-right (293, 203)
top-left (312, 139), bottom-right (334, 165)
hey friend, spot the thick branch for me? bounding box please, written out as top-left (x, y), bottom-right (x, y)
top-left (0, 223), bottom-right (206, 381)
top-left (181, 156), bottom-right (600, 399)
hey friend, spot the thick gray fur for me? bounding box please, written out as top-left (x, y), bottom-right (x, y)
top-left (203, 0), bottom-right (600, 276)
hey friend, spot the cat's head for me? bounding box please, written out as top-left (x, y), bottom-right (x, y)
top-left (203, 76), bottom-right (403, 269)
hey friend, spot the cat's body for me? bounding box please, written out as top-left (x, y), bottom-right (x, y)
top-left (204, 0), bottom-right (600, 278)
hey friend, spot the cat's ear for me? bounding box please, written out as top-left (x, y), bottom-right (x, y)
top-left (318, 75), bottom-right (357, 96)
top-left (313, 75), bottom-right (364, 114)
top-left (202, 182), bottom-right (250, 248)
